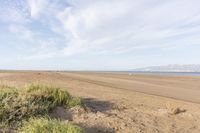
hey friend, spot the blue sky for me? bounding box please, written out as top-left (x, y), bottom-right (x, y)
top-left (0, 0), bottom-right (200, 70)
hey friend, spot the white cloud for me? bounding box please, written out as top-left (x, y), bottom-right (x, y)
top-left (55, 0), bottom-right (200, 55)
top-left (9, 25), bottom-right (33, 41)
top-left (2, 0), bottom-right (200, 60)
top-left (0, 0), bottom-right (30, 23)
top-left (8, 24), bottom-right (62, 58)
top-left (27, 0), bottom-right (49, 19)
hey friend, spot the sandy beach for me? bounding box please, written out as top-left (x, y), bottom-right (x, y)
top-left (1, 71), bottom-right (200, 133)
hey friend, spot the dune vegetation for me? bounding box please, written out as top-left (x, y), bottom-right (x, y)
top-left (0, 84), bottom-right (83, 133)
top-left (20, 117), bottom-right (83, 133)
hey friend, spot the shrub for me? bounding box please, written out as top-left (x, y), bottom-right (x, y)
top-left (0, 85), bottom-right (81, 128)
top-left (26, 84), bottom-right (72, 107)
top-left (20, 117), bottom-right (84, 133)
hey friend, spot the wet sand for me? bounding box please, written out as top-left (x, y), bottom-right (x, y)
top-left (56, 72), bottom-right (200, 103)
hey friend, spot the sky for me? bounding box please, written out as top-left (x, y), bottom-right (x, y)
top-left (0, 0), bottom-right (200, 70)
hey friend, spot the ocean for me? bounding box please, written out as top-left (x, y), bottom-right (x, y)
top-left (120, 71), bottom-right (200, 76)
top-left (93, 71), bottom-right (200, 76)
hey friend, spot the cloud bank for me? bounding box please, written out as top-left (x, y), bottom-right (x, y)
top-left (1, 0), bottom-right (200, 60)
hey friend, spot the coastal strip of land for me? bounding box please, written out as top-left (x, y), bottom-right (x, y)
top-left (1, 71), bottom-right (200, 132)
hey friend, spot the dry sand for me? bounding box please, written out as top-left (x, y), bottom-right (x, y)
top-left (1, 71), bottom-right (200, 133)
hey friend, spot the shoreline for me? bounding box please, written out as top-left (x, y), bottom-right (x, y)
top-left (1, 71), bottom-right (200, 103)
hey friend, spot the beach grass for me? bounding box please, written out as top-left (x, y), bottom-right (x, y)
top-left (0, 84), bottom-right (82, 132)
top-left (20, 117), bottom-right (83, 133)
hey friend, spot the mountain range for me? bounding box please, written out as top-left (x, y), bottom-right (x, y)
top-left (133, 64), bottom-right (200, 72)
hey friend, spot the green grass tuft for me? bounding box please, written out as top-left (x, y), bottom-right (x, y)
top-left (20, 117), bottom-right (84, 133)
top-left (0, 84), bottom-right (81, 128)
top-left (26, 84), bottom-right (72, 107)
top-left (0, 86), bottom-right (17, 101)
top-left (68, 97), bottom-right (82, 108)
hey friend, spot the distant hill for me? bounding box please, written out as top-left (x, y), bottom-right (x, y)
top-left (133, 64), bottom-right (200, 72)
